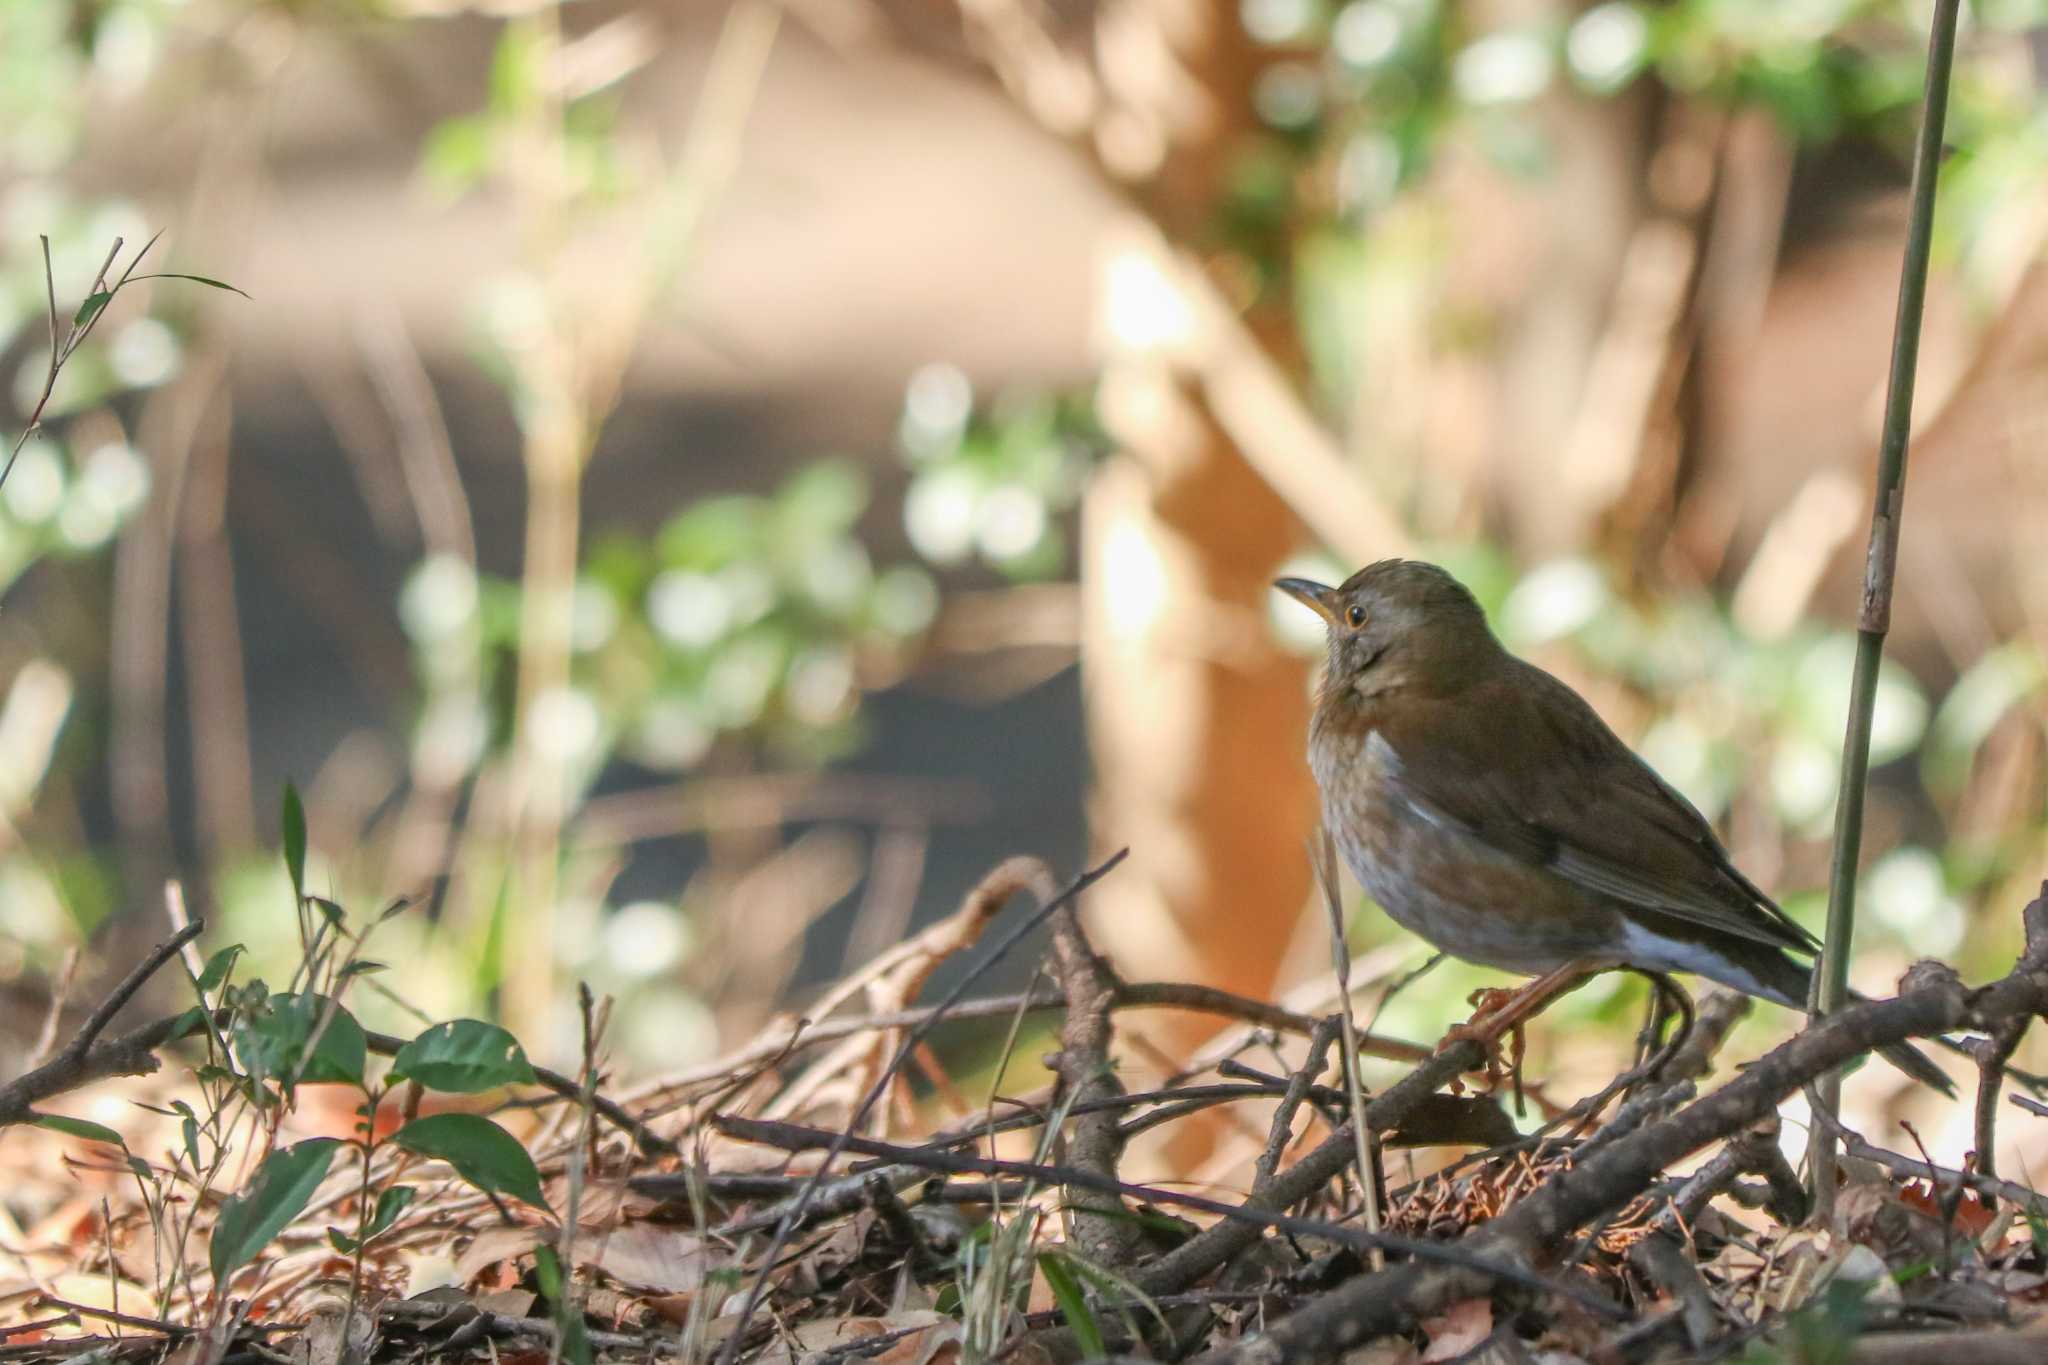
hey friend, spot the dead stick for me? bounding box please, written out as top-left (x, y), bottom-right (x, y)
top-left (1044, 892), bottom-right (1147, 1268)
top-left (713, 852), bottom-right (1128, 1365)
top-left (712, 1112), bottom-right (1621, 1317)
top-left (1973, 1016), bottom-right (2029, 1181)
top-left (0, 922), bottom-right (203, 1126)
top-left (1196, 926), bottom-right (2048, 1364)
top-left (1133, 1038), bottom-right (1485, 1300)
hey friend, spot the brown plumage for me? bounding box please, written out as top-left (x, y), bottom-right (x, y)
top-left (1277, 559), bottom-right (1950, 1091)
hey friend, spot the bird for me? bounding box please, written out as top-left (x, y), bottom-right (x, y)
top-left (1275, 559), bottom-right (1951, 1091)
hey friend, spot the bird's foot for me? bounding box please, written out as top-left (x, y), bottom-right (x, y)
top-left (1441, 989), bottom-right (1529, 1095)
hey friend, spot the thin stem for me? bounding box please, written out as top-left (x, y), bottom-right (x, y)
top-left (1317, 825), bottom-right (1383, 1271)
top-left (1808, 0), bottom-right (1961, 1217)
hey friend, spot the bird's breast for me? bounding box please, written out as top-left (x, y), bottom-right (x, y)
top-left (1309, 721), bottom-right (1620, 975)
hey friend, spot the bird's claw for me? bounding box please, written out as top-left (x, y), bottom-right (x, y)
top-left (1441, 988), bottom-right (1528, 1095)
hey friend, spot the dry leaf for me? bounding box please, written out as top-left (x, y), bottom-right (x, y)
top-left (1826, 1244), bottom-right (1901, 1307)
top-left (753, 1311), bottom-right (955, 1365)
top-left (475, 1289), bottom-right (536, 1317)
top-left (1899, 1180), bottom-right (1997, 1239)
top-left (1420, 1297), bottom-right (1492, 1363)
top-left (454, 1225), bottom-right (545, 1286)
top-left (584, 1283), bottom-right (646, 1328)
top-left (566, 1179), bottom-right (656, 1228)
top-left (582, 1224), bottom-right (710, 1294)
top-left (291, 1301), bottom-right (376, 1365)
top-left (40, 1271), bottom-right (158, 1320)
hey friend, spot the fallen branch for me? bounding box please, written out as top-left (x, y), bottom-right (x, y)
top-left (1194, 890), bottom-right (2048, 1363)
top-left (631, 979), bottom-right (1429, 1105)
top-left (1130, 1039), bottom-right (1486, 1300)
top-left (0, 923), bottom-right (204, 1127)
top-left (711, 1113), bottom-right (1623, 1318)
top-left (1044, 891), bottom-right (1146, 1267)
top-left (713, 851), bottom-right (1128, 1365)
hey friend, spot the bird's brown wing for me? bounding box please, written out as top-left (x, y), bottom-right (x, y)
top-left (1369, 660), bottom-right (1819, 956)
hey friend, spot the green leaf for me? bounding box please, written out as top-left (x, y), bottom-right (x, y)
top-left (391, 1114), bottom-right (550, 1210)
top-left (389, 1020), bottom-right (538, 1094)
top-left (420, 115), bottom-right (491, 191)
top-left (33, 1114), bottom-right (126, 1147)
top-left (233, 992), bottom-right (368, 1089)
top-left (657, 496), bottom-right (761, 569)
top-left (209, 1138), bottom-right (341, 1281)
top-left (365, 1184), bottom-right (418, 1241)
top-left (1054, 1247), bottom-right (1171, 1337)
top-left (488, 22), bottom-right (547, 116)
top-left (164, 1005), bottom-right (210, 1041)
top-left (329, 1184), bottom-right (417, 1254)
top-left (127, 272), bottom-right (249, 299)
top-left (72, 292), bottom-right (113, 329)
top-left (775, 459), bottom-right (868, 539)
top-left (1037, 1253), bottom-right (1103, 1359)
top-left (195, 944), bottom-right (245, 993)
top-left (534, 1246), bottom-right (592, 1365)
top-left (533, 1242), bottom-right (565, 1298)
top-left (281, 783), bottom-right (307, 901)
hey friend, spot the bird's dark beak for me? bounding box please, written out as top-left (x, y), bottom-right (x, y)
top-left (1274, 577), bottom-right (1341, 627)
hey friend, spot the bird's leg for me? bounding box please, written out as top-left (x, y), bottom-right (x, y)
top-left (1631, 971), bottom-right (1695, 1081)
top-left (1444, 960), bottom-right (1605, 1052)
top-left (1634, 972), bottom-right (1673, 1063)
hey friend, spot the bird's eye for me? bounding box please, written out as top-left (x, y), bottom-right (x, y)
top-left (1345, 605), bottom-right (1367, 629)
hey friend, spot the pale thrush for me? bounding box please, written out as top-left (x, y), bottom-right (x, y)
top-left (1277, 559), bottom-right (1950, 1091)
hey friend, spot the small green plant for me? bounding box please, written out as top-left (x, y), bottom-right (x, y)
top-left (87, 786), bottom-right (556, 1333)
top-left (3, 232), bottom-right (244, 495)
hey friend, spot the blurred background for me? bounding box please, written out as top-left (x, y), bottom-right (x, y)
top-left (4, 0), bottom-right (2048, 1153)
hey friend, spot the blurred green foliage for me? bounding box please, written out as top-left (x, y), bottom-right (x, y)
top-left (1, 0), bottom-right (201, 957)
top-left (2, 0), bottom-right (2045, 1066)
top-left (401, 460), bottom-right (943, 777)
top-left (898, 364), bottom-right (1105, 581)
top-left (421, 16), bottom-right (634, 206)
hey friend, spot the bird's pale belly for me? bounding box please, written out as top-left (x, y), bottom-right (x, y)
top-left (1315, 735), bottom-right (1625, 975)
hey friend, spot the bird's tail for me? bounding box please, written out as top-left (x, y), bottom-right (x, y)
top-left (1733, 947), bottom-right (1955, 1095)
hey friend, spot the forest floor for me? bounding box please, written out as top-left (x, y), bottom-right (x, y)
top-left (5, 854), bottom-right (2048, 1365)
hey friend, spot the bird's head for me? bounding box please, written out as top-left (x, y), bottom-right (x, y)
top-left (1275, 559), bottom-right (1499, 700)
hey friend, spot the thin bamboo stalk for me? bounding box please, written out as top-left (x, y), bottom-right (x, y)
top-left (1808, 0), bottom-right (1962, 1218)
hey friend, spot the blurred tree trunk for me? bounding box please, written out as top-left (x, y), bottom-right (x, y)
top-left (938, 0), bottom-right (1663, 1049)
top-left (1072, 3), bottom-right (1323, 1049)
top-left (934, 0), bottom-right (1410, 1048)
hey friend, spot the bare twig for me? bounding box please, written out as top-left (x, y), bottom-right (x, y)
top-left (1973, 1017), bottom-right (2031, 1181)
top-left (1315, 825), bottom-right (1384, 1270)
top-left (1196, 899), bottom-right (2048, 1364)
top-left (0, 922), bottom-right (204, 1126)
top-left (712, 1113), bottom-right (1622, 1317)
top-left (712, 852), bottom-right (1127, 1365)
top-left (1044, 887), bottom-right (1145, 1268)
top-left (1814, 1110), bottom-right (2048, 1216)
top-left (1661, 989), bottom-right (1753, 1084)
top-left (1628, 1232), bottom-right (1720, 1352)
top-left (1132, 1038), bottom-right (1487, 1302)
top-left (1252, 1019), bottom-right (1341, 1195)
top-left (628, 974), bottom-right (1426, 1110)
